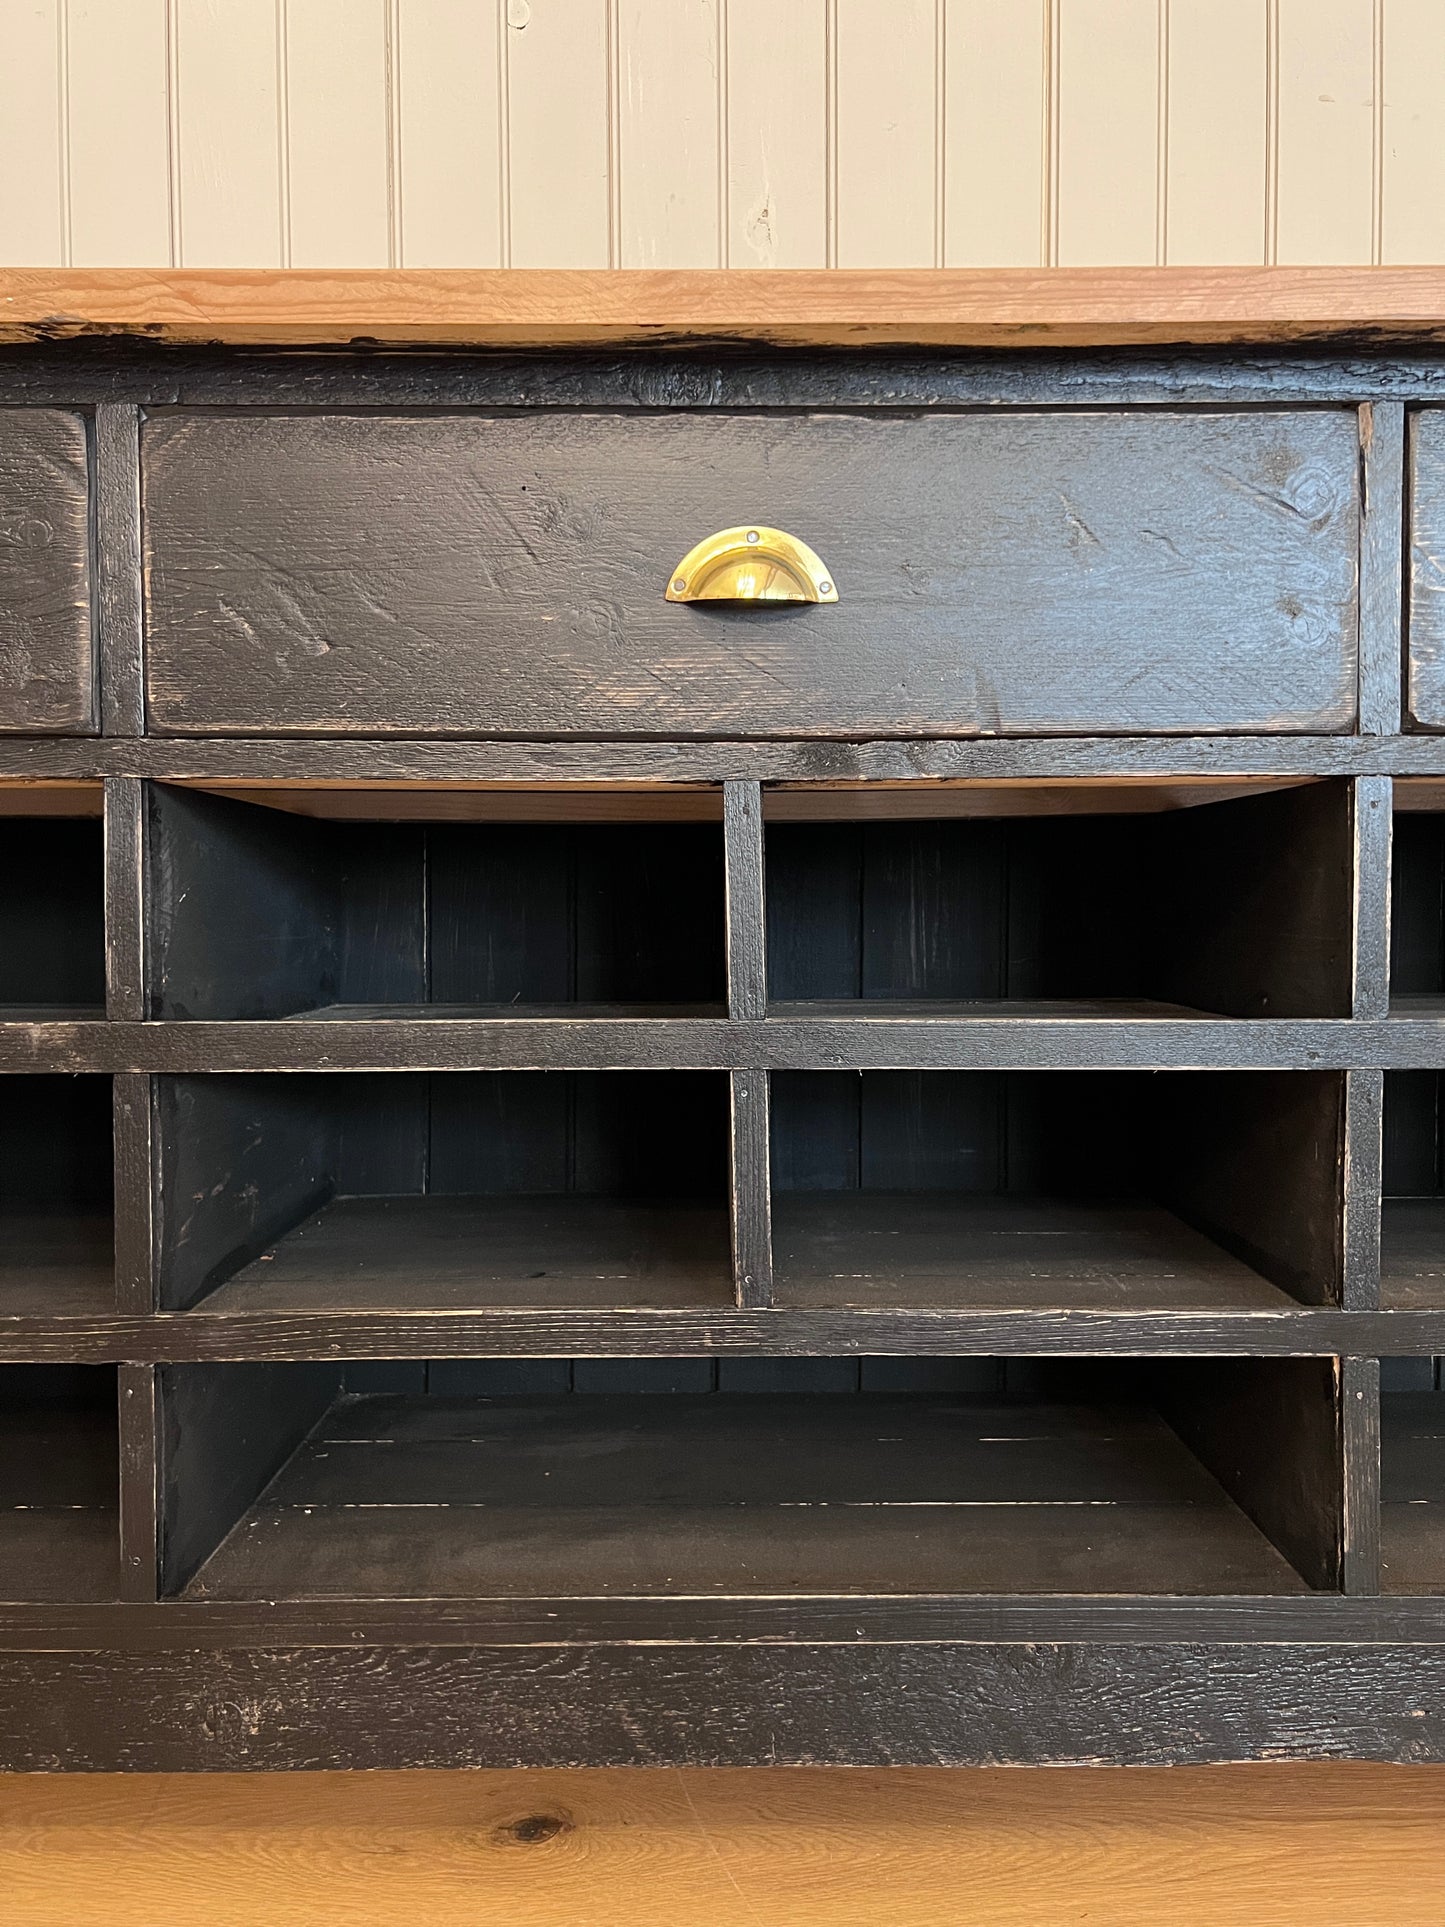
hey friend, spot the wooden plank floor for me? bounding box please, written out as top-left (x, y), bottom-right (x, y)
top-left (3, 1766), bottom-right (1444, 1925)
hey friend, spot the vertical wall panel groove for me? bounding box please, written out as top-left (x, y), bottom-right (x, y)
top-left (942, 0), bottom-right (1048, 266)
top-left (1274, 0), bottom-right (1375, 265)
top-left (1265, 0), bottom-right (1280, 262)
top-left (0, 1), bottom-right (66, 264)
top-left (1165, 0), bottom-right (1268, 265)
top-left (173, 0), bottom-right (284, 267)
top-left (1155, 0), bottom-right (1169, 266)
top-left (616, 0), bottom-right (721, 268)
top-left (726, 0), bottom-right (827, 266)
top-left (64, 0), bottom-right (172, 265)
top-left (1380, 0), bottom-right (1445, 263)
top-left (283, 0), bottom-right (391, 268)
top-left (507, 0), bottom-right (611, 266)
top-left (825, 0), bottom-right (839, 268)
top-left (165, 0), bottom-right (182, 270)
top-left (1056, 0), bottom-right (1161, 267)
top-left (833, 0), bottom-right (937, 268)
top-left (275, 0), bottom-right (292, 268)
top-left (392, 0), bottom-right (503, 267)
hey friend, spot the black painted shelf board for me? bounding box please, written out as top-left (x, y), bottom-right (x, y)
top-left (204, 1195), bottom-right (734, 1313)
top-left (0, 1004), bottom-right (106, 1022)
top-left (1382, 1392), bottom-right (1445, 1595)
top-left (0, 1216), bottom-right (114, 1320)
top-left (770, 1193), bottom-right (1300, 1313)
top-left (181, 1389), bottom-right (1312, 1602)
top-left (12, 734), bottom-right (1445, 786)
top-left (0, 1016), bottom-right (1403, 1077)
top-left (12, 1590), bottom-right (1445, 1651)
top-left (285, 1001), bottom-right (730, 1023)
top-left (0, 1406), bottom-right (118, 1604)
top-left (766, 998), bottom-right (1222, 1022)
top-left (0, 1304), bottom-right (1436, 1365)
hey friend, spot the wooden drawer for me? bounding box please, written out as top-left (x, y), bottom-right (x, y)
top-left (140, 407), bottom-right (1362, 738)
top-left (1409, 410), bottom-right (1445, 728)
top-left (0, 409), bottom-right (93, 733)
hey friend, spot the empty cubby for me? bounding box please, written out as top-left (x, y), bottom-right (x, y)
top-left (156, 1355), bottom-right (1348, 1601)
top-left (0, 805), bottom-right (105, 1015)
top-left (769, 1069), bottom-right (1348, 1312)
top-left (0, 1365), bottom-right (117, 1603)
top-left (764, 780), bottom-right (1353, 1017)
top-left (0, 1075), bottom-right (114, 1316)
top-left (1382, 1072), bottom-right (1445, 1309)
top-left (146, 784), bottom-right (727, 1018)
top-left (154, 1070), bottom-right (732, 1312)
top-left (1382, 1359), bottom-right (1445, 1593)
top-left (1391, 789), bottom-right (1445, 1012)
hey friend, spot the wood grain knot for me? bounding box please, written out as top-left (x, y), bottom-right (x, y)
top-left (492, 1811), bottom-right (574, 1848)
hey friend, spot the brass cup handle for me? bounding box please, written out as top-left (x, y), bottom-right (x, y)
top-left (665, 526), bottom-right (839, 604)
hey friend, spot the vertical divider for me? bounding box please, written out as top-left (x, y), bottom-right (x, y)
top-left (1156, 1358), bottom-right (1351, 1594)
top-left (117, 1364), bottom-right (160, 1602)
top-left (1358, 400), bottom-right (1405, 738)
top-left (1341, 1354), bottom-right (1382, 1596)
top-left (723, 780), bottom-right (767, 1020)
top-left (1341, 1070), bottom-right (1383, 1312)
top-left (107, 775), bottom-right (157, 1315)
top-left (724, 781), bottom-right (773, 1307)
top-left (729, 1069), bottom-right (773, 1309)
top-left (104, 776), bottom-right (147, 1020)
top-left (1351, 775), bottom-right (1392, 1019)
top-left (113, 1073), bottom-right (157, 1315)
top-left (94, 402), bottom-right (145, 739)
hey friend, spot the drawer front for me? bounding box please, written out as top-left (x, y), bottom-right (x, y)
top-left (1409, 410), bottom-right (1445, 728)
top-left (142, 408), bottom-right (1360, 738)
top-left (0, 409), bottom-right (94, 733)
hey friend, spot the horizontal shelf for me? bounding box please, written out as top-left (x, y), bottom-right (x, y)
top-left (289, 1002), bottom-right (728, 1023)
top-left (288, 1000), bottom-right (1217, 1023)
top-left (0, 1005), bottom-right (105, 1023)
top-left (0, 1015), bottom-right (1424, 1074)
top-left (10, 266), bottom-right (1445, 351)
top-left (7, 739), bottom-right (1445, 786)
top-left (0, 1306), bottom-right (1440, 1364)
top-left (205, 1195), bottom-right (733, 1313)
top-left (767, 998), bottom-right (1219, 1021)
top-left (7, 1591), bottom-right (1445, 1650)
top-left (771, 1194), bottom-right (1298, 1313)
top-left (182, 1390), bottom-right (1309, 1602)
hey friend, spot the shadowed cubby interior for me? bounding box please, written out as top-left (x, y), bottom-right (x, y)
top-left (0, 811), bottom-right (105, 1016)
top-left (765, 781), bottom-right (1352, 1017)
top-left (1391, 797), bottom-right (1445, 1012)
top-left (1386, 800), bottom-right (1445, 1306)
top-left (1383, 1073), bottom-right (1445, 1309)
top-left (0, 1075), bottom-right (114, 1316)
top-left (147, 785), bottom-right (726, 1019)
top-left (155, 1071), bottom-right (731, 1312)
top-left (769, 1069), bottom-right (1347, 1311)
top-left (157, 1355), bottom-right (1347, 1602)
top-left (0, 1366), bottom-right (117, 1602)
top-left (1382, 1359), bottom-right (1445, 1592)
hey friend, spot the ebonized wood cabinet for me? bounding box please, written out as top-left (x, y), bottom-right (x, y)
top-left (4, 339), bottom-right (1445, 1768)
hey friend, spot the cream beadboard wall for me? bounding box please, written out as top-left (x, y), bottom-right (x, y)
top-left (1, 0), bottom-right (1443, 272)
